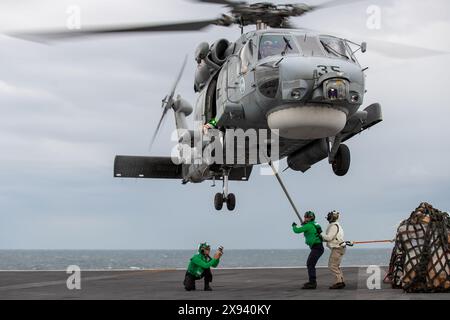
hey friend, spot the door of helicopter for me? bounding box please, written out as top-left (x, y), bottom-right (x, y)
top-left (226, 37), bottom-right (257, 103)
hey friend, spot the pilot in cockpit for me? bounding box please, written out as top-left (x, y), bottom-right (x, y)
top-left (260, 40), bottom-right (283, 59)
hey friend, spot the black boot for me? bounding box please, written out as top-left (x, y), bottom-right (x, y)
top-left (184, 283), bottom-right (196, 291)
top-left (329, 282), bottom-right (346, 290)
top-left (204, 280), bottom-right (212, 291)
top-left (302, 282), bottom-right (317, 290)
top-left (184, 273), bottom-right (196, 291)
top-left (203, 268), bottom-right (213, 291)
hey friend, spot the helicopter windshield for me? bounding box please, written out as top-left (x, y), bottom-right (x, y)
top-left (319, 36), bottom-right (353, 61)
top-left (258, 34), bottom-right (299, 59)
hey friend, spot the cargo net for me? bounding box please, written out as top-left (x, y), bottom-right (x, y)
top-left (386, 202), bottom-right (450, 293)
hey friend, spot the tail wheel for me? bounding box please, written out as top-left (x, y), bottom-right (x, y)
top-left (214, 193), bottom-right (224, 211)
top-left (332, 144), bottom-right (351, 177)
top-left (226, 193), bottom-right (236, 211)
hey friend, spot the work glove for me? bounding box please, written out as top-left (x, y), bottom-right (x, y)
top-left (340, 241), bottom-right (354, 247)
top-left (292, 222), bottom-right (297, 228)
top-left (213, 251), bottom-right (222, 260)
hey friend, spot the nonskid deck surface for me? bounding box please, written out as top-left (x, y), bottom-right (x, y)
top-left (0, 267), bottom-right (449, 300)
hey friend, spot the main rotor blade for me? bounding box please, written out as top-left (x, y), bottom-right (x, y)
top-left (301, 27), bottom-right (450, 59)
top-left (192, 0), bottom-right (246, 7)
top-left (10, 19), bottom-right (221, 42)
top-left (313, 0), bottom-right (366, 10)
top-left (364, 39), bottom-right (450, 59)
top-left (277, 0), bottom-right (366, 21)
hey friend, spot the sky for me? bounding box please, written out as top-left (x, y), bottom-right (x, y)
top-left (0, 0), bottom-right (449, 250)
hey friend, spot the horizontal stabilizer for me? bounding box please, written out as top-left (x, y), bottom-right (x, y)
top-left (114, 156), bottom-right (182, 179)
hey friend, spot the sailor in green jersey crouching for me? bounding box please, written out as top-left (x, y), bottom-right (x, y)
top-left (292, 211), bottom-right (324, 289)
top-left (184, 242), bottom-right (223, 291)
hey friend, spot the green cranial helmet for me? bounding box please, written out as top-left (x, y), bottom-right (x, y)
top-left (198, 242), bottom-right (211, 254)
top-left (304, 211), bottom-right (316, 221)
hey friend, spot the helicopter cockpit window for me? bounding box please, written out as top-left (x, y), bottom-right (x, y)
top-left (240, 39), bottom-right (255, 74)
top-left (295, 35), bottom-right (326, 57)
top-left (258, 35), bottom-right (299, 60)
top-left (319, 36), bottom-right (352, 60)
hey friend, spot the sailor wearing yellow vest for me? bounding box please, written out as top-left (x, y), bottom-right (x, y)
top-left (321, 210), bottom-right (346, 289)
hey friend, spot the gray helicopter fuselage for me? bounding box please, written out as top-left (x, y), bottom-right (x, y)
top-left (194, 29), bottom-right (367, 162)
top-left (107, 1), bottom-right (384, 210)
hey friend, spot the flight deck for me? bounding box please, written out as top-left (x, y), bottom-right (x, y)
top-left (1, 267), bottom-right (449, 300)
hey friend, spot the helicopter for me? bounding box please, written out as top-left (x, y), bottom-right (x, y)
top-left (12, 0), bottom-right (386, 211)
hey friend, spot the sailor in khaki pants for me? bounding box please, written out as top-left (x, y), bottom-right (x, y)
top-left (321, 211), bottom-right (346, 289)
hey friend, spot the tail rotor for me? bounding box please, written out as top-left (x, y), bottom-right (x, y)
top-left (149, 55), bottom-right (188, 152)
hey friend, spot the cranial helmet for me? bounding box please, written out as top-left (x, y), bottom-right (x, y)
top-left (327, 210), bottom-right (340, 223)
top-left (198, 242), bottom-right (211, 254)
top-left (304, 211), bottom-right (316, 221)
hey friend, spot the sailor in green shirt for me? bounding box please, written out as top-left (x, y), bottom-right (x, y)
top-left (202, 118), bottom-right (218, 135)
top-left (292, 211), bottom-right (324, 289)
top-left (184, 242), bottom-right (223, 291)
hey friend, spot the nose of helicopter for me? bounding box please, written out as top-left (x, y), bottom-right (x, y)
top-left (268, 104), bottom-right (347, 140)
top-left (263, 56), bottom-right (364, 140)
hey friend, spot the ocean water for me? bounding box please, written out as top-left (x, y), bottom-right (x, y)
top-left (0, 249), bottom-right (391, 271)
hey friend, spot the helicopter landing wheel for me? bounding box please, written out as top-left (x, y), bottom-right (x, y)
top-left (214, 193), bottom-right (224, 211)
top-left (332, 144), bottom-right (351, 177)
top-left (226, 193), bottom-right (236, 211)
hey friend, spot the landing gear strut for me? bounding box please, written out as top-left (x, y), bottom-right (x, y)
top-left (214, 170), bottom-right (236, 211)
